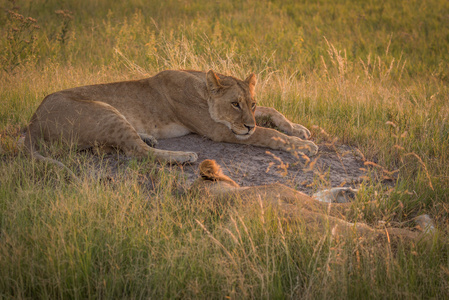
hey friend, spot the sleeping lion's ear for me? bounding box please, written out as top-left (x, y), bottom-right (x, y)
top-left (199, 159), bottom-right (220, 179)
top-left (206, 70), bottom-right (223, 94)
top-left (245, 73), bottom-right (257, 94)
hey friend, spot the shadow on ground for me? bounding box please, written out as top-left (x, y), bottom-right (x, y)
top-left (156, 134), bottom-right (368, 194)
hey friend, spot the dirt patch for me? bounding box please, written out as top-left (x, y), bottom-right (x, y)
top-left (155, 134), bottom-right (367, 195)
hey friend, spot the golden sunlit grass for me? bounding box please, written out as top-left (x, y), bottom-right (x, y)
top-left (1, 0), bottom-right (448, 298)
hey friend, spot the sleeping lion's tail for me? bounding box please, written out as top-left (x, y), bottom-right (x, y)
top-left (199, 159), bottom-right (239, 187)
top-left (23, 130), bottom-right (80, 182)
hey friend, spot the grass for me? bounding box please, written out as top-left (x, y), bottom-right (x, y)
top-left (1, 0), bottom-right (449, 298)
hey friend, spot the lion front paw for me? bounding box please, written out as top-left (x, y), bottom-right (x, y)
top-left (291, 139), bottom-right (318, 157)
top-left (305, 141), bottom-right (318, 156)
top-left (290, 123), bottom-right (311, 140)
top-left (175, 151), bottom-right (198, 163)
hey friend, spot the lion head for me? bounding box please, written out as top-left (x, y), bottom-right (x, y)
top-left (206, 70), bottom-right (257, 140)
top-left (198, 159), bottom-right (239, 187)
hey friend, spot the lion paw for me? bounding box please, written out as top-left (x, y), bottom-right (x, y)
top-left (290, 123), bottom-right (311, 140)
top-left (415, 214), bottom-right (436, 233)
top-left (139, 134), bottom-right (158, 147)
top-left (296, 140), bottom-right (318, 156)
top-left (313, 187), bottom-right (358, 203)
top-left (186, 152), bottom-right (198, 163)
top-left (163, 151), bottom-right (198, 164)
top-left (286, 137), bottom-right (318, 157)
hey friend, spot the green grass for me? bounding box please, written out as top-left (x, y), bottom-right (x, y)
top-left (1, 0), bottom-right (449, 298)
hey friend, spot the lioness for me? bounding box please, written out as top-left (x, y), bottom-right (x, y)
top-left (24, 70), bottom-right (318, 170)
top-left (191, 159), bottom-right (435, 241)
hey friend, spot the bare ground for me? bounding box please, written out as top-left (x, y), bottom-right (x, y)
top-left (14, 132), bottom-right (370, 195)
top-left (154, 134), bottom-right (368, 195)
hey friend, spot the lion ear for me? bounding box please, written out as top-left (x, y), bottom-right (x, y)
top-left (199, 159), bottom-right (220, 179)
top-left (245, 73), bottom-right (257, 94)
top-left (206, 70), bottom-right (223, 94)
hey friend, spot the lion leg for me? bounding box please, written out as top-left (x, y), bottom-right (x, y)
top-left (29, 96), bottom-right (197, 164)
top-left (299, 209), bottom-right (376, 236)
top-left (238, 126), bottom-right (318, 156)
top-left (255, 106), bottom-right (311, 139)
top-left (251, 188), bottom-right (409, 240)
top-left (278, 193), bottom-right (426, 241)
top-left (284, 207), bottom-right (419, 241)
top-left (84, 106), bottom-right (197, 163)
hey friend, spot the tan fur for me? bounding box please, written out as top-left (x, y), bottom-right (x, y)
top-left (192, 160), bottom-right (426, 241)
top-left (25, 70), bottom-right (318, 171)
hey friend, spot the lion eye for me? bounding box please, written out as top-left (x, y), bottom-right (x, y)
top-left (232, 102), bottom-right (240, 108)
top-left (251, 103), bottom-right (256, 110)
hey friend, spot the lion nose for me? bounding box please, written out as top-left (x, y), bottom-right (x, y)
top-left (244, 124), bottom-right (254, 132)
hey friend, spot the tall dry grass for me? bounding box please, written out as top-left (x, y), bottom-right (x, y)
top-left (1, 0), bottom-right (448, 298)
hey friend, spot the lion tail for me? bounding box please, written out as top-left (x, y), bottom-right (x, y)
top-left (23, 130), bottom-right (80, 183)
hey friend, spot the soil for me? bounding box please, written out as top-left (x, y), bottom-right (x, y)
top-left (154, 134), bottom-right (368, 195)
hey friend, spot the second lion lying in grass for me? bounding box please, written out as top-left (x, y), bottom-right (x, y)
top-left (191, 159), bottom-right (435, 241)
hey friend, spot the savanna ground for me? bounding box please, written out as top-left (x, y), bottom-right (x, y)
top-left (1, 0), bottom-right (449, 298)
